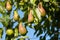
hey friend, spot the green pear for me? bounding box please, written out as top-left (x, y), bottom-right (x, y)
top-left (13, 11), bottom-right (19, 21)
top-left (6, 29), bottom-right (13, 35)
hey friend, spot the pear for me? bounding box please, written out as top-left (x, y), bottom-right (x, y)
top-left (19, 22), bottom-right (27, 35)
top-left (14, 28), bottom-right (18, 37)
top-left (28, 10), bottom-right (34, 23)
top-left (38, 2), bottom-right (46, 17)
top-left (13, 11), bottom-right (19, 21)
top-left (6, 29), bottom-right (13, 35)
top-left (6, 1), bottom-right (12, 11)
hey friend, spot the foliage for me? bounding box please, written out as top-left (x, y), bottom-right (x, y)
top-left (0, 0), bottom-right (60, 40)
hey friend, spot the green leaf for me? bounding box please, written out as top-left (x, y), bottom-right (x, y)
top-left (1, 15), bottom-right (10, 27)
top-left (0, 6), bottom-right (6, 14)
top-left (43, 0), bottom-right (49, 2)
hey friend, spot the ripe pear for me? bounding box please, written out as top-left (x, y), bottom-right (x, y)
top-left (28, 10), bottom-right (34, 23)
top-left (38, 2), bottom-right (46, 17)
top-left (13, 11), bottom-right (19, 21)
top-left (19, 22), bottom-right (27, 35)
top-left (6, 1), bottom-right (12, 11)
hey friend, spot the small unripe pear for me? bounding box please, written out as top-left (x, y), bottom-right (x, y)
top-left (14, 28), bottom-right (18, 37)
top-left (6, 29), bottom-right (13, 35)
top-left (13, 11), bottom-right (19, 21)
top-left (6, 1), bottom-right (12, 11)
top-left (28, 10), bottom-right (34, 23)
top-left (38, 2), bottom-right (46, 17)
top-left (19, 22), bottom-right (27, 35)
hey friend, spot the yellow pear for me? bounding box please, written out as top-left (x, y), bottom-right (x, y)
top-left (13, 11), bottom-right (19, 21)
top-left (28, 10), bottom-right (34, 23)
top-left (38, 2), bottom-right (46, 17)
top-left (19, 22), bottom-right (27, 35)
top-left (6, 1), bottom-right (12, 11)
